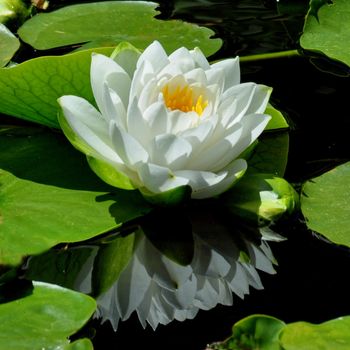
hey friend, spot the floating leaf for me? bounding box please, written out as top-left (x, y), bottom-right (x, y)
top-left (0, 127), bottom-right (151, 266)
top-left (281, 316), bottom-right (350, 350)
top-left (0, 281), bottom-right (95, 350)
top-left (248, 132), bottom-right (289, 177)
top-left (246, 104), bottom-right (289, 177)
top-left (301, 0), bottom-right (350, 67)
top-left (0, 47), bottom-right (113, 128)
top-left (209, 314), bottom-right (285, 350)
top-left (18, 1), bottom-right (221, 56)
top-left (0, 23), bottom-right (20, 67)
top-left (208, 314), bottom-right (350, 350)
top-left (301, 162), bottom-right (350, 246)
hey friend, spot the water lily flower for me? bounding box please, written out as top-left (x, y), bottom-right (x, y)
top-left (58, 41), bottom-right (272, 201)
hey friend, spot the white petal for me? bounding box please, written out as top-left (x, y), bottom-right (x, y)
top-left (179, 119), bottom-right (216, 150)
top-left (242, 264), bottom-right (263, 290)
top-left (138, 163), bottom-right (189, 193)
top-left (91, 53), bottom-right (131, 112)
top-left (110, 121), bottom-right (149, 167)
top-left (129, 60), bottom-right (155, 101)
top-left (137, 77), bottom-right (159, 111)
top-left (150, 134), bottom-right (192, 169)
top-left (126, 98), bottom-right (152, 148)
top-left (167, 109), bottom-right (198, 134)
top-left (211, 57), bottom-right (240, 90)
top-left (102, 83), bottom-right (127, 129)
top-left (58, 95), bottom-right (122, 164)
top-left (190, 47), bottom-right (211, 70)
top-left (168, 46), bottom-right (196, 72)
top-left (143, 101), bottom-right (169, 136)
top-left (188, 122), bottom-right (243, 171)
top-left (219, 82), bottom-right (258, 126)
top-left (245, 84), bottom-right (272, 114)
top-left (205, 68), bottom-right (225, 95)
top-left (136, 41), bottom-right (169, 73)
top-left (178, 159), bottom-right (247, 199)
top-left (184, 67), bottom-right (207, 85)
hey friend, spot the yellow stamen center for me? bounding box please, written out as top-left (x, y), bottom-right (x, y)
top-left (162, 84), bottom-right (208, 116)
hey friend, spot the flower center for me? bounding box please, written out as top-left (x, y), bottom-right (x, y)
top-left (162, 84), bottom-right (208, 116)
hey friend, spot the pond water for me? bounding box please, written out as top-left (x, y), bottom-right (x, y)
top-left (2, 0), bottom-right (350, 349)
top-left (85, 0), bottom-right (350, 349)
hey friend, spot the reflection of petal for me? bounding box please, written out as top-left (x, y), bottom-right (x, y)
top-left (90, 226), bottom-right (278, 331)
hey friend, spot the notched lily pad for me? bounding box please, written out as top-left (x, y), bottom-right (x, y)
top-left (18, 1), bottom-right (221, 56)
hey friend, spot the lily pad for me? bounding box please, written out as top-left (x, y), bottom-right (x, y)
top-left (18, 1), bottom-right (221, 56)
top-left (301, 0), bottom-right (350, 67)
top-left (301, 162), bottom-right (350, 247)
top-left (0, 281), bottom-right (95, 350)
top-left (208, 314), bottom-right (350, 350)
top-left (0, 47), bottom-right (113, 128)
top-left (281, 316), bottom-right (350, 350)
top-left (0, 23), bottom-right (20, 67)
top-left (0, 127), bottom-right (151, 266)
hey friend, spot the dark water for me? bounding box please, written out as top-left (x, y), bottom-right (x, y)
top-left (86, 1), bottom-right (350, 349)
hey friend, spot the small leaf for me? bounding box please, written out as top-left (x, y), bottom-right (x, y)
top-left (301, 162), bottom-right (350, 246)
top-left (0, 281), bottom-right (96, 350)
top-left (0, 23), bottom-right (20, 67)
top-left (18, 1), bottom-right (221, 56)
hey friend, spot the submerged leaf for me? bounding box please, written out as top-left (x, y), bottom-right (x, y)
top-left (18, 1), bottom-right (221, 56)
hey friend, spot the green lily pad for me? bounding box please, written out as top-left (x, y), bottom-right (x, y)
top-left (210, 314), bottom-right (285, 350)
top-left (18, 1), bottom-right (221, 56)
top-left (0, 281), bottom-right (95, 350)
top-left (247, 104), bottom-right (289, 177)
top-left (301, 0), bottom-right (350, 67)
top-left (0, 23), bottom-right (20, 67)
top-left (0, 47), bottom-right (113, 128)
top-left (281, 316), bottom-right (350, 350)
top-left (208, 314), bottom-right (350, 350)
top-left (301, 162), bottom-right (350, 247)
top-left (0, 127), bottom-right (151, 266)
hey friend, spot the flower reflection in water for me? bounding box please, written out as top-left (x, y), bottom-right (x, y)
top-left (76, 207), bottom-right (281, 331)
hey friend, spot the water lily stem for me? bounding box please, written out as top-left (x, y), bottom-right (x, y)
top-left (240, 49), bottom-right (301, 62)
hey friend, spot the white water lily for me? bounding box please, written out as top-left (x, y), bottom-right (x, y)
top-left (58, 41), bottom-right (272, 200)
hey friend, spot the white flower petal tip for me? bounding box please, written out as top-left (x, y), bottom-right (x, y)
top-left (58, 41), bottom-right (276, 202)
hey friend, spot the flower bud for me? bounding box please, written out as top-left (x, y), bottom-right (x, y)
top-left (222, 173), bottom-right (299, 226)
